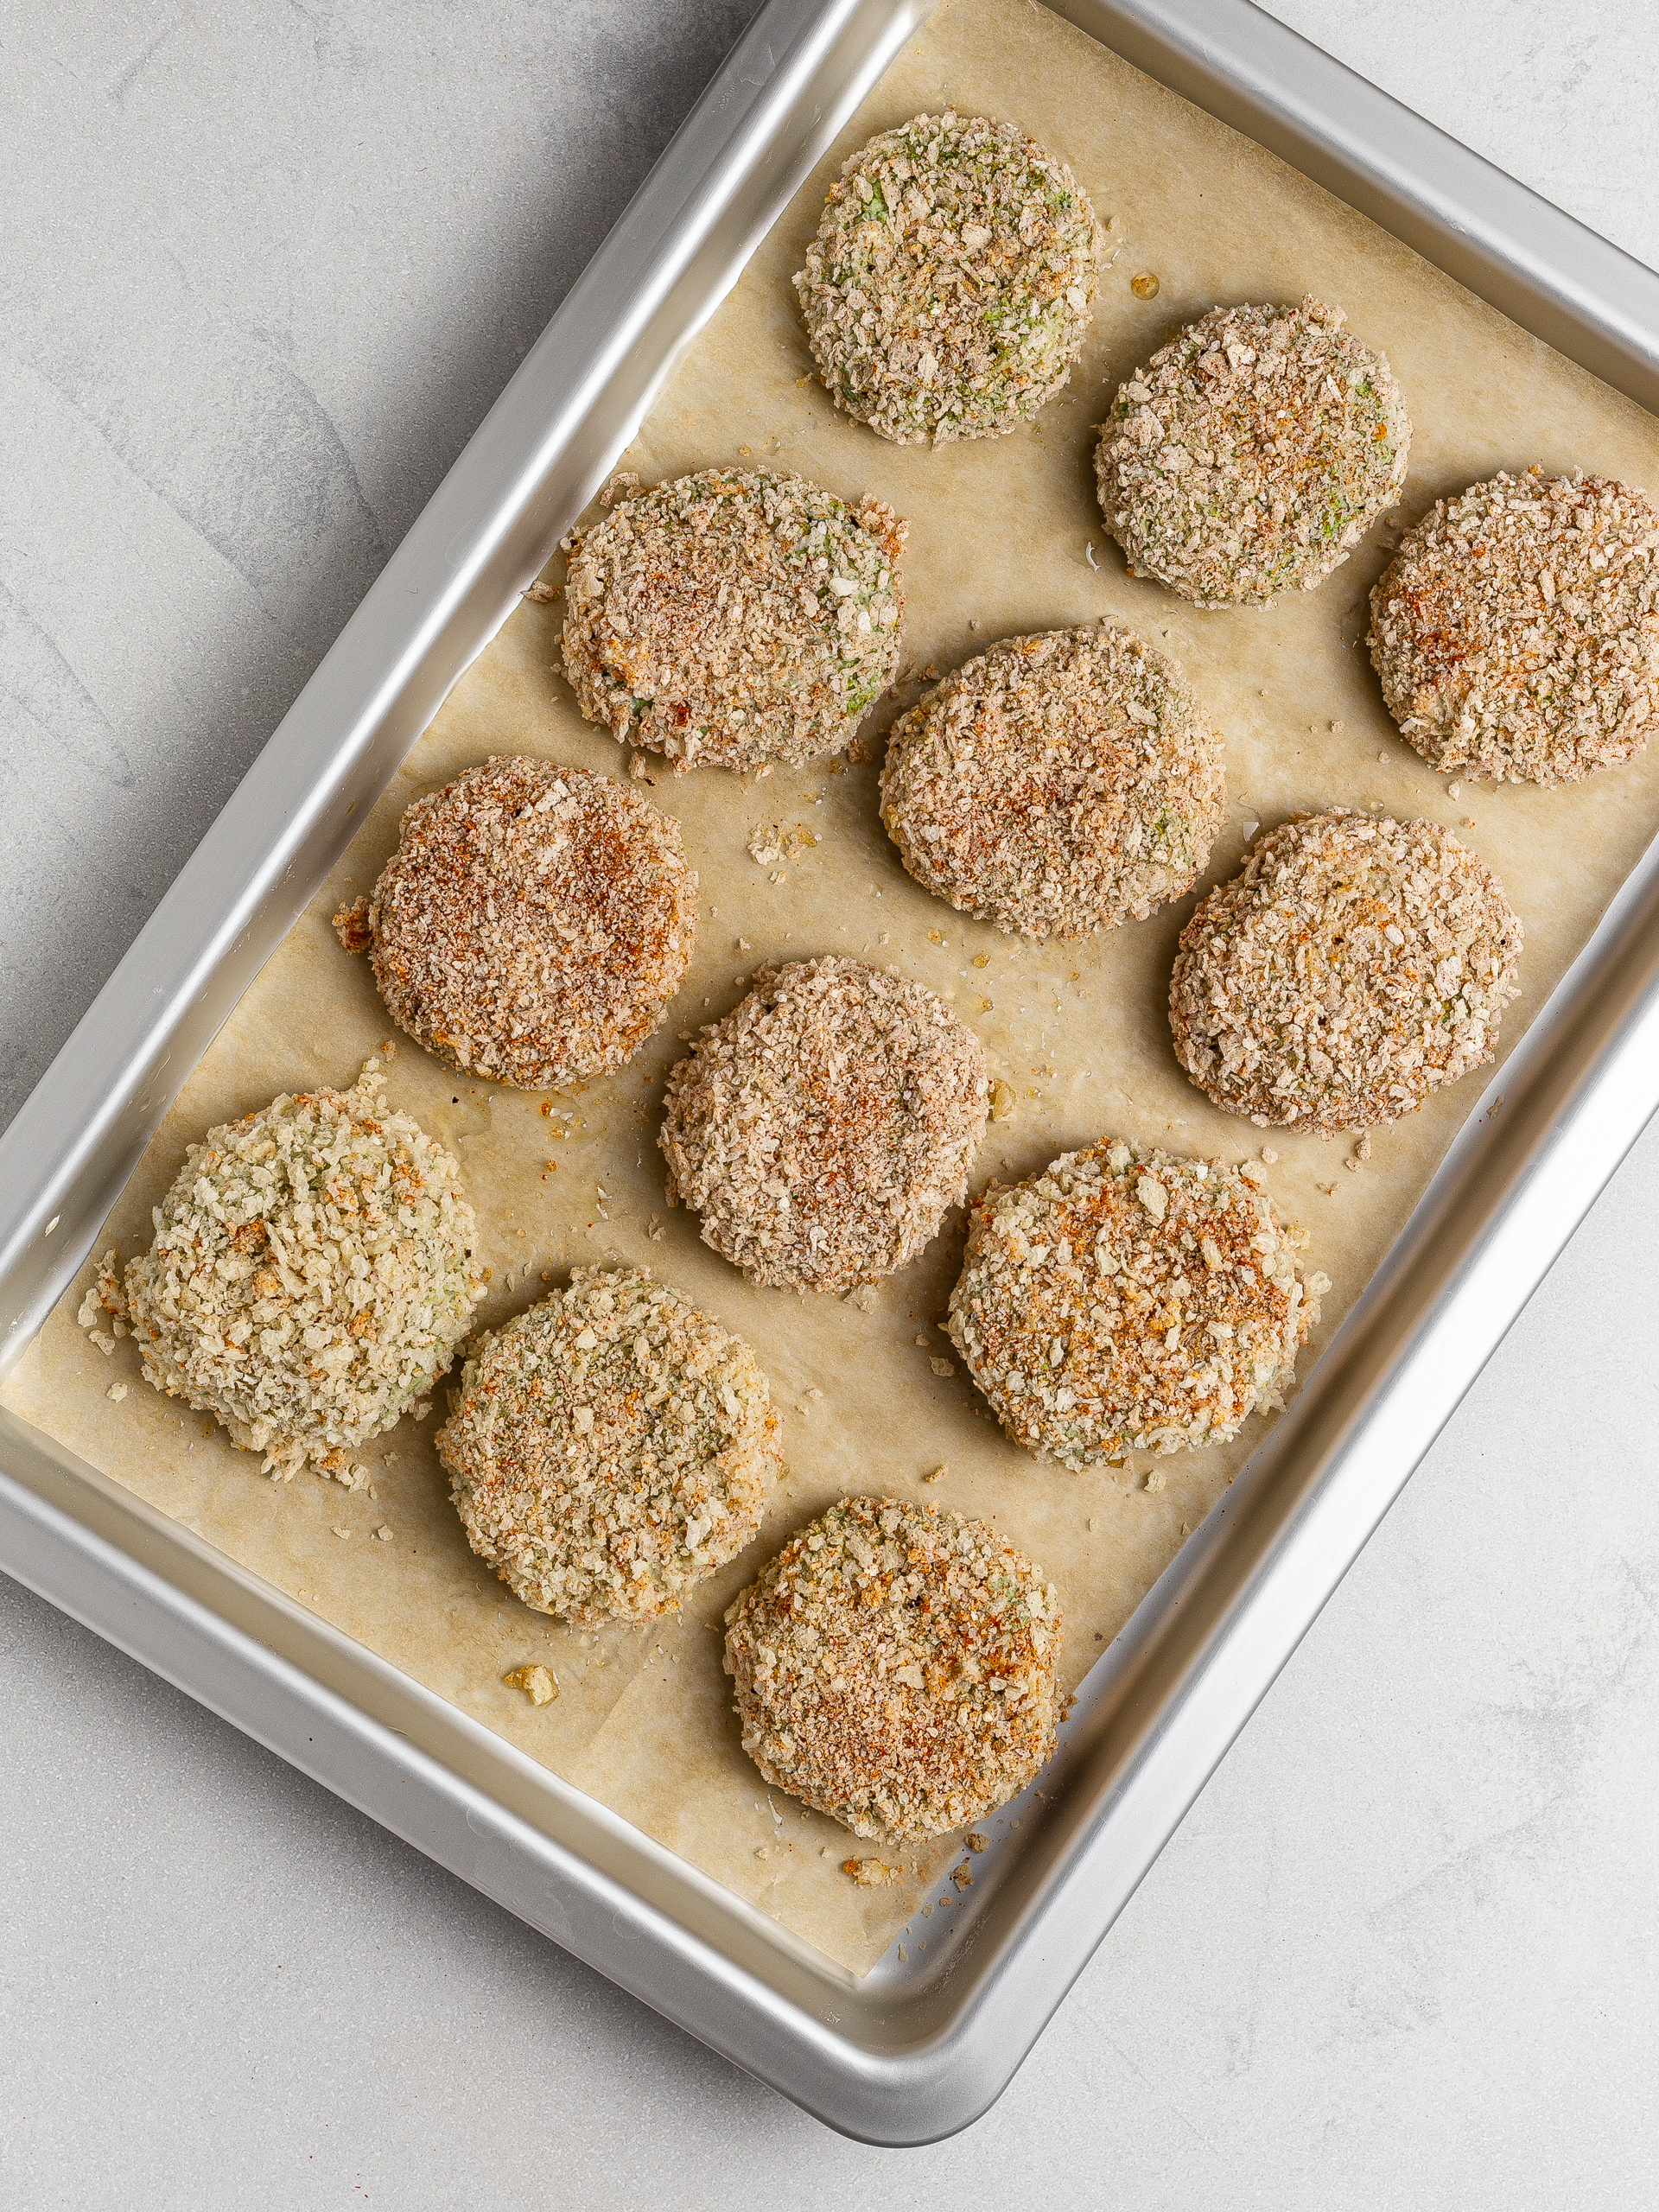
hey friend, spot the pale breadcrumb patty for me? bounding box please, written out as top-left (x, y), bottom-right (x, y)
top-left (879, 623), bottom-right (1225, 938)
top-left (1169, 810), bottom-right (1522, 1133)
top-left (436, 1267), bottom-right (779, 1625)
top-left (795, 111), bottom-right (1103, 446)
top-left (121, 1064), bottom-right (484, 1484)
top-left (334, 757), bottom-right (695, 1090)
top-left (1370, 469), bottom-right (1659, 785)
top-left (948, 1140), bottom-right (1325, 1468)
top-left (723, 1496), bottom-right (1060, 1840)
top-left (1096, 296), bottom-right (1409, 606)
top-left (659, 957), bottom-right (990, 1294)
top-left (559, 468), bottom-right (906, 769)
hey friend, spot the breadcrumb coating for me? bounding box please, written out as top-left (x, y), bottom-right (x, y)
top-left (122, 1064), bottom-right (484, 1484)
top-left (1370, 468), bottom-right (1659, 785)
top-left (1169, 809), bottom-right (1522, 1132)
top-left (879, 623), bottom-right (1224, 937)
top-left (659, 957), bottom-right (990, 1293)
top-left (948, 1138), bottom-right (1325, 1466)
top-left (560, 467), bottom-right (906, 769)
top-left (795, 111), bottom-right (1103, 446)
top-left (724, 1496), bottom-right (1060, 1840)
top-left (438, 1267), bottom-right (779, 1625)
top-left (1096, 296), bottom-right (1408, 606)
top-left (334, 756), bottom-right (695, 1090)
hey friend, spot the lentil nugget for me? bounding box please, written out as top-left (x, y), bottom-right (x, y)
top-left (724, 1496), bottom-right (1060, 1840)
top-left (879, 622), bottom-right (1225, 936)
top-left (123, 1063), bottom-right (484, 1484)
top-left (795, 111), bottom-right (1103, 446)
top-left (1096, 296), bottom-right (1408, 606)
top-left (334, 756), bottom-right (695, 1090)
top-left (559, 467), bottom-right (906, 768)
top-left (1169, 809), bottom-right (1522, 1132)
top-left (1370, 468), bottom-right (1659, 785)
top-left (437, 1267), bottom-right (779, 1625)
top-left (659, 957), bottom-right (990, 1294)
top-left (947, 1138), bottom-right (1325, 1467)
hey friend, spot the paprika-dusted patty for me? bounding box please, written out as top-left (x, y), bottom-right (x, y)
top-left (724, 1496), bottom-right (1060, 1840)
top-left (948, 1138), bottom-right (1325, 1467)
top-left (879, 623), bottom-right (1224, 937)
top-left (334, 756), bottom-right (695, 1090)
top-left (1370, 469), bottom-right (1659, 785)
top-left (659, 957), bottom-right (990, 1294)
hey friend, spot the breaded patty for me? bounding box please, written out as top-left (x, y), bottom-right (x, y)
top-left (796, 111), bottom-right (1103, 446)
top-left (724, 1496), bottom-right (1060, 1840)
top-left (438, 1267), bottom-right (779, 1624)
top-left (559, 467), bottom-right (906, 769)
top-left (1169, 809), bottom-right (1522, 1131)
top-left (948, 1138), bottom-right (1325, 1466)
top-left (879, 623), bottom-right (1224, 937)
top-left (1096, 296), bottom-right (1408, 606)
top-left (334, 756), bottom-right (695, 1090)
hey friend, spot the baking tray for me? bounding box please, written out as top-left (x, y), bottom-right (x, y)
top-left (5, 0), bottom-right (1659, 2145)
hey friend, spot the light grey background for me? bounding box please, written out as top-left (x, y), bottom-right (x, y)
top-left (3, 3), bottom-right (1657, 2203)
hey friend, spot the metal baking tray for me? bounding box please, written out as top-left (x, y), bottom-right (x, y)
top-left (4, 0), bottom-right (1659, 2145)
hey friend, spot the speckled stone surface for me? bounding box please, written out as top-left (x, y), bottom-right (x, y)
top-left (3, 4), bottom-right (1657, 2202)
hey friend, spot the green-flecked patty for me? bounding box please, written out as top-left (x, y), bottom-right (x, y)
top-left (119, 1064), bottom-right (484, 1486)
top-left (437, 1266), bottom-right (779, 1625)
top-left (795, 111), bottom-right (1103, 447)
top-left (1096, 296), bottom-right (1409, 606)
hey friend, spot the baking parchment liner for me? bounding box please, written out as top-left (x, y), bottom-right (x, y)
top-left (10, 0), bottom-right (1659, 1974)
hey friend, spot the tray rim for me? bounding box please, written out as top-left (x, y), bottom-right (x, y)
top-left (4, 0), bottom-right (1659, 2145)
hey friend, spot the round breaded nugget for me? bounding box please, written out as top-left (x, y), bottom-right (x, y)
top-left (948, 1139), bottom-right (1325, 1467)
top-left (559, 467), bottom-right (906, 769)
top-left (334, 756), bottom-right (695, 1090)
top-left (1169, 810), bottom-right (1522, 1132)
top-left (723, 1496), bottom-right (1060, 1840)
top-left (795, 111), bottom-right (1103, 446)
top-left (1096, 296), bottom-right (1409, 606)
top-left (1370, 469), bottom-right (1659, 785)
top-left (124, 1063), bottom-right (484, 1484)
top-left (436, 1267), bottom-right (779, 1625)
top-left (660, 957), bottom-right (990, 1294)
top-left (879, 623), bottom-right (1225, 937)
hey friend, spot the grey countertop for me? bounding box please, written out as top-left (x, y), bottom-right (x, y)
top-left (3, 3), bottom-right (1656, 2202)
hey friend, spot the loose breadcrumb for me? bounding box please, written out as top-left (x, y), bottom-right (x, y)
top-left (1096, 296), bottom-right (1408, 606)
top-left (560, 468), bottom-right (906, 768)
top-left (124, 1065), bottom-right (484, 1484)
top-left (1169, 809), bottom-right (1522, 1131)
top-left (438, 1267), bottom-right (779, 1624)
top-left (880, 623), bottom-right (1224, 937)
top-left (334, 756), bottom-right (694, 1091)
top-left (725, 1496), bottom-right (1059, 1840)
top-left (797, 111), bottom-right (1102, 446)
top-left (948, 1138), bottom-right (1324, 1465)
top-left (503, 1663), bottom-right (559, 1706)
top-left (659, 957), bottom-right (989, 1293)
top-left (1370, 469), bottom-right (1659, 784)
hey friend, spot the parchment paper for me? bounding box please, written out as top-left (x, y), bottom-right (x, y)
top-left (10, 0), bottom-right (1659, 1977)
